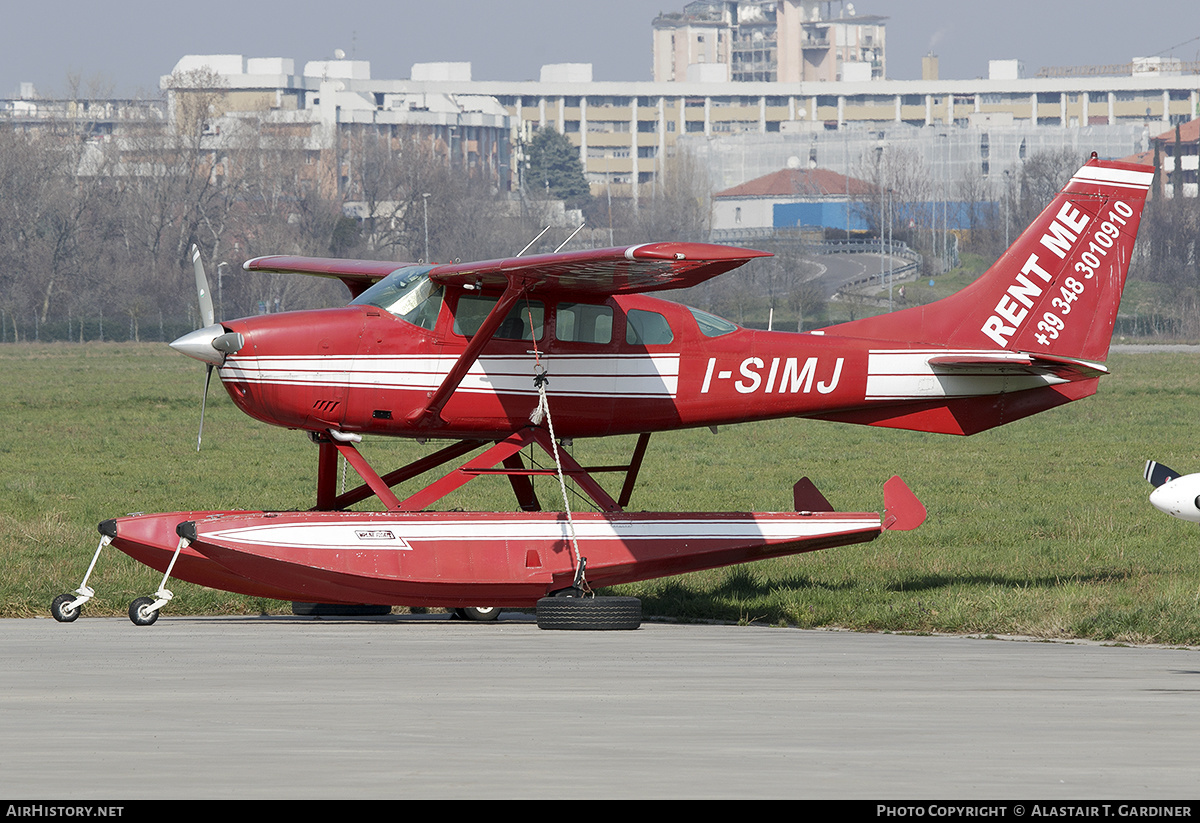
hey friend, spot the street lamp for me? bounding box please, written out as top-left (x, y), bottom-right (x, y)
top-left (887, 188), bottom-right (893, 310)
top-left (422, 192), bottom-right (430, 262)
top-left (1001, 170), bottom-right (1008, 249)
top-left (940, 132), bottom-right (949, 272)
top-left (216, 262), bottom-right (228, 321)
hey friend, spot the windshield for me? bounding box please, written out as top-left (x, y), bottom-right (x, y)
top-left (350, 265), bottom-right (442, 330)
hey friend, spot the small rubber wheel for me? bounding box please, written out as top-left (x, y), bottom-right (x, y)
top-left (128, 597), bottom-right (159, 626)
top-left (51, 593), bottom-right (80, 623)
top-left (454, 606), bottom-right (501, 622)
top-left (536, 596), bottom-right (641, 631)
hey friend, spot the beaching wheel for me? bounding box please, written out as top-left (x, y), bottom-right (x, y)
top-left (51, 594), bottom-right (80, 623)
top-left (128, 597), bottom-right (159, 626)
top-left (454, 607), bottom-right (501, 622)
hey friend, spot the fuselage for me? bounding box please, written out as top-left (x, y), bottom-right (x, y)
top-left (213, 280), bottom-right (1086, 440)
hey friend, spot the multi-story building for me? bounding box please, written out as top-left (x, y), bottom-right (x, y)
top-left (408, 64), bottom-right (1197, 200)
top-left (652, 0), bottom-right (887, 84)
top-left (1151, 117), bottom-right (1199, 198)
top-left (0, 93), bottom-right (164, 138)
top-left (161, 55), bottom-right (513, 197)
top-left (13, 51), bottom-right (1187, 208)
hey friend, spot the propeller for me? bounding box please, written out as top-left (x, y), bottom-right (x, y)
top-left (1144, 460), bottom-right (1179, 488)
top-left (170, 245), bottom-right (244, 451)
top-left (194, 244), bottom-right (214, 328)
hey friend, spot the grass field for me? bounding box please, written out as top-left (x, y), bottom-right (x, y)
top-left (3, 342), bottom-right (1200, 643)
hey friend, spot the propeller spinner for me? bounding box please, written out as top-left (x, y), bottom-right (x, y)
top-left (170, 245), bottom-right (244, 450)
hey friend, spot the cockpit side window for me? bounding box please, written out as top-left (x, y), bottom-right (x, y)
top-left (453, 294), bottom-right (545, 341)
top-left (625, 309), bottom-right (674, 346)
top-left (556, 302), bottom-right (613, 344)
top-left (350, 265), bottom-right (442, 330)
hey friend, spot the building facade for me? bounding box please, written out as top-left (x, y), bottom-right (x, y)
top-left (162, 55), bottom-right (513, 197)
top-left (712, 164), bottom-right (875, 230)
top-left (1151, 118), bottom-right (1199, 198)
top-left (652, 1), bottom-right (887, 84)
top-left (8, 52), bottom-right (1189, 208)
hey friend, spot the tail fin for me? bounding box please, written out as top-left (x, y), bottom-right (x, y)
top-left (826, 154), bottom-right (1153, 362)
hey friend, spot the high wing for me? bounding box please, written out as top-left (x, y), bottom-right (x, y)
top-left (244, 242), bottom-right (770, 299)
top-left (242, 256), bottom-right (412, 298)
top-left (426, 242), bottom-right (771, 295)
top-left (248, 243), bottom-right (771, 428)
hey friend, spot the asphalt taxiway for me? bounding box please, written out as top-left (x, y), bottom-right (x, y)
top-left (3, 615), bottom-right (1197, 799)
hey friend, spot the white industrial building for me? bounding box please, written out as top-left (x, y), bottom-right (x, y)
top-left (149, 51), bottom-right (1198, 204)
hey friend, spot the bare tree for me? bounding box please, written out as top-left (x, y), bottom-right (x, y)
top-left (635, 149), bottom-right (712, 243)
top-left (856, 145), bottom-right (933, 252)
top-left (1013, 147), bottom-right (1083, 230)
top-left (0, 126), bottom-right (124, 334)
top-left (954, 165), bottom-right (1001, 260)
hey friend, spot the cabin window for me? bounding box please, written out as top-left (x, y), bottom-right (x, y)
top-left (349, 265), bottom-right (441, 330)
top-left (688, 307), bottom-right (737, 337)
top-left (626, 309), bottom-right (673, 346)
top-left (556, 302), bottom-right (613, 344)
top-left (453, 294), bottom-right (544, 340)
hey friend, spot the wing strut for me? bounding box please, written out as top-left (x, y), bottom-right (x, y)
top-left (399, 428), bottom-right (622, 513)
top-left (313, 436), bottom-right (486, 511)
top-left (406, 277), bottom-right (532, 428)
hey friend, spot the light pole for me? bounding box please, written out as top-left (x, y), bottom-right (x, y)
top-left (421, 192), bottom-right (430, 262)
top-left (217, 262), bottom-right (228, 321)
top-left (1003, 169), bottom-right (1010, 249)
top-left (936, 133), bottom-right (945, 273)
top-left (887, 188), bottom-right (893, 310)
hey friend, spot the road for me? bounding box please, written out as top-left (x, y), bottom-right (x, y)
top-left (3, 615), bottom-right (1198, 799)
top-left (813, 252), bottom-right (914, 299)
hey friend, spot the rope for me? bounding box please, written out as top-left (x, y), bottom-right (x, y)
top-left (527, 319), bottom-right (589, 593)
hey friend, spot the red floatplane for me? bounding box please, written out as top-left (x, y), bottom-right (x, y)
top-left (52, 155), bottom-right (1152, 628)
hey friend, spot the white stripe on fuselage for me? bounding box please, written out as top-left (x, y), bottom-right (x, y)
top-left (221, 349), bottom-right (1069, 404)
top-left (220, 353), bottom-right (681, 399)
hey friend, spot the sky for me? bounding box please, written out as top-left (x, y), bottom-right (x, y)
top-left (2, 0), bottom-right (1198, 98)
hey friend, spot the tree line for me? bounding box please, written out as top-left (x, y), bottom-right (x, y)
top-left (848, 144), bottom-right (1199, 334)
top-left (0, 114), bottom-right (712, 343)
top-left (1, 109), bottom-right (1195, 342)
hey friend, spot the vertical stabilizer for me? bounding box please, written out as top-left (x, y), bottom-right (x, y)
top-left (824, 155), bottom-right (1153, 362)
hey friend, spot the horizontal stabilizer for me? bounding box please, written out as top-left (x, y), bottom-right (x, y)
top-left (882, 476), bottom-right (926, 531)
top-left (927, 352), bottom-right (1109, 381)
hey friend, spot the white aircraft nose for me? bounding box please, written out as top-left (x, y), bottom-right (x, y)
top-left (1149, 474), bottom-right (1200, 523)
top-left (169, 324), bottom-right (244, 366)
